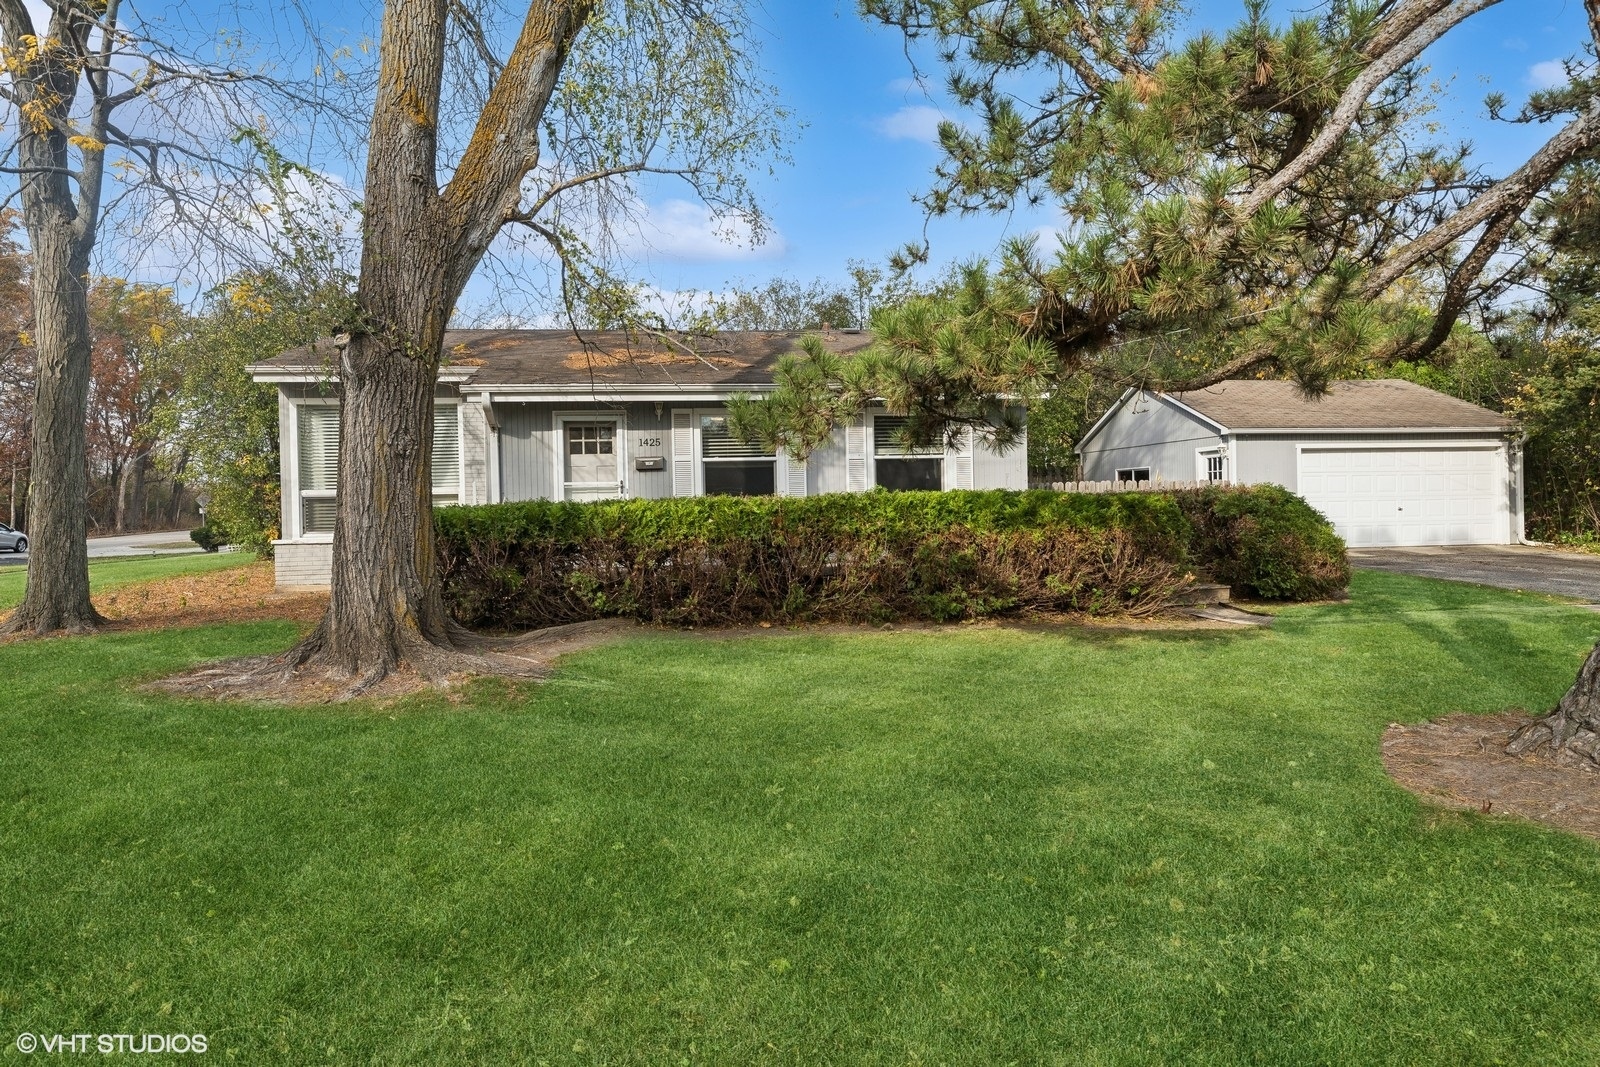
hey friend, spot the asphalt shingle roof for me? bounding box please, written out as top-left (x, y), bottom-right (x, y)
top-left (1168, 379), bottom-right (1512, 431)
top-left (258, 329), bottom-right (876, 389)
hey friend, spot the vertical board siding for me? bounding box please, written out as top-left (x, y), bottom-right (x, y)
top-left (973, 411), bottom-right (1029, 489)
top-left (499, 402), bottom-right (674, 502)
top-left (498, 404), bottom-right (555, 501)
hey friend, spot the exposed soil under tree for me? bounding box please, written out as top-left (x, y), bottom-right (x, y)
top-left (1384, 711), bottom-right (1600, 843)
top-left (153, 618), bottom-right (635, 705)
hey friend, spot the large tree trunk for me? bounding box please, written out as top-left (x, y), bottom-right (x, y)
top-left (1, 220), bottom-right (100, 634)
top-left (1508, 642), bottom-right (1600, 763)
top-left (0, 1), bottom-right (103, 636)
top-left (290, 262), bottom-right (457, 681)
top-left (278, 0), bottom-right (592, 689)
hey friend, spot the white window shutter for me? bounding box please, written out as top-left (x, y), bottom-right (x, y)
top-left (777, 450), bottom-right (807, 497)
top-left (671, 410), bottom-right (695, 497)
top-left (846, 414), bottom-right (868, 492)
top-left (950, 426), bottom-right (974, 490)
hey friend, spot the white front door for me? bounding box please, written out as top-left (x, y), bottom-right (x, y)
top-left (1297, 446), bottom-right (1509, 547)
top-left (562, 420), bottom-right (623, 501)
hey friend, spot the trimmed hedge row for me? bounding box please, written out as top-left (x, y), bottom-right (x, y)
top-left (435, 487), bottom-right (1348, 630)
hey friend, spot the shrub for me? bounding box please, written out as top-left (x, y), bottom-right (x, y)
top-left (190, 523), bottom-right (227, 553)
top-left (437, 487), bottom-right (1347, 629)
top-left (436, 491), bottom-right (1194, 630)
top-left (1173, 484), bottom-right (1350, 600)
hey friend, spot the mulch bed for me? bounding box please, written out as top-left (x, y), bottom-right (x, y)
top-left (1382, 713), bottom-right (1600, 842)
top-left (96, 560), bottom-right (327, 631)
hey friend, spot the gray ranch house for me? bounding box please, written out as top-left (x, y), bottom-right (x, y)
top-left (249, 329), bottom-right (1029, 588)
top-left (1076, 379), bottom-right (1525, 548)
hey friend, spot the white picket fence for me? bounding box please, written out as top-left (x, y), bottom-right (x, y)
top-left (1031, 479), bottom-right (1217, 493)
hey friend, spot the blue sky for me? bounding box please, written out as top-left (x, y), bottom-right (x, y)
top-left (73, 0), bottom-right (1594, 311)
top-left (600, 0), bottom-right (1595, 308)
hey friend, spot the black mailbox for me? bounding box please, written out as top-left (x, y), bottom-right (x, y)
top-left (635, 456), bottom-right (667, 472)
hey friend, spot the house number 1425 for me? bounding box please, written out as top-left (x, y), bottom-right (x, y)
top-left (637, 436), bottom-right (662, 448)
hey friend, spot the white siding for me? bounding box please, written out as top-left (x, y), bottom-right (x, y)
top-left (1079, 393), bottom-right (1224, 482)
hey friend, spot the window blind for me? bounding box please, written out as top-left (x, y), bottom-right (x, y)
top-left (299, 404), bottom-right (461, 499)
top-left (297, 406), bottom-right (340, 491)
top-left (432, 407), bottom-right (461, 495)
top-left (700, 416), bottom-right (773, 459)
top-left (873, 415), bottom-right (942, 457)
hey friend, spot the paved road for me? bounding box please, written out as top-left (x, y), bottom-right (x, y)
top-left (1349, 545), bottom-right (1600, 603)
top-left (0, 530), bottom-right (201, 567)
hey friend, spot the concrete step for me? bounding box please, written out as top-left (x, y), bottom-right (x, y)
top-left (1168, 582), bottom-right (1232, 606)
top-left (1181, 604), bottom-right (1274, 627)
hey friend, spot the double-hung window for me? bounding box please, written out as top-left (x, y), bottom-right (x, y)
top-left (296, 403), bottom-right (461, 536)
top-left (872, 415), bottom-right (943, 490)
top-left (700, 415), bottom-right (775, 495)
top-left (1197, 447), bottom-right (1226, 484)
top-left (297, 406), bottom-right (340, 534)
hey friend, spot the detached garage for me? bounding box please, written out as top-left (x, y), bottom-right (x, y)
top-left (1076, 379), bottom-right (1525, 547)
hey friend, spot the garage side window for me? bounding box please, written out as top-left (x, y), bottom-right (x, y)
top-left (874, 416), bottom-right (943, 490)
top-left (700, 415), bottom-right (775, 496)
top-left (1114, 467), bottom-right (1151, 484)
top-left (296, 404), bottom-right (462, 535)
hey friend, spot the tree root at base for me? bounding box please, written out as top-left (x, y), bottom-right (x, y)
top-left (1506, 712), bottom-right (1600, 766)
top-left (0, 605), bottom-right (107, 638)
top-left (149, 619), bottom-right (634, 704)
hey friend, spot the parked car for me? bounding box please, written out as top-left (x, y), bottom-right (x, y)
top-left (0, 521), bottom-right (26, 553)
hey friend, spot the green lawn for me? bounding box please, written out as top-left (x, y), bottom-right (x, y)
top-left (3, 572), bottom-right (1600, 1064)
top-left (0, 552), bottom-right (251, 610)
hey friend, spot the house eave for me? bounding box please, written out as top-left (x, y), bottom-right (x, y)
top-left (461, 384), bottom-right (778, 403)
top-left (246, 363), bottom-right (481, 385)
top-left (1228, 425), bottom-right (1516, 436)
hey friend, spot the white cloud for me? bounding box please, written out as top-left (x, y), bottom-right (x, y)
top-left (627, 199), bottom-right (785, 262)
top-left (885, 75), bottom-right (931, 97)
top-left (874, 105), bottom-right (947, 145)
top-left (1528, 59), bottom-right (1569, 90)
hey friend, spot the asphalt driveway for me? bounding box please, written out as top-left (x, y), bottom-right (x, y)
top-left (1349, 545), bottom-right (1600, 603)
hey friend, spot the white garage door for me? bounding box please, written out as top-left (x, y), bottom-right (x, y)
top-left (1297, 446), bottom-right (1509, 547)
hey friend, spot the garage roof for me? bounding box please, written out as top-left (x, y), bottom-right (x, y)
top-left (1167, 379), bottom-right (1512, 431)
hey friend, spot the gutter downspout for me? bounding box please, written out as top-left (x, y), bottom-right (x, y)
top-left (1512, 431), bottom-right (1544, 546)
top-left (481, 395), bottom-right (502, 505)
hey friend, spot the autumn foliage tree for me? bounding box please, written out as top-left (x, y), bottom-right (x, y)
top-left (0, 0), bottom-right (347, 634)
